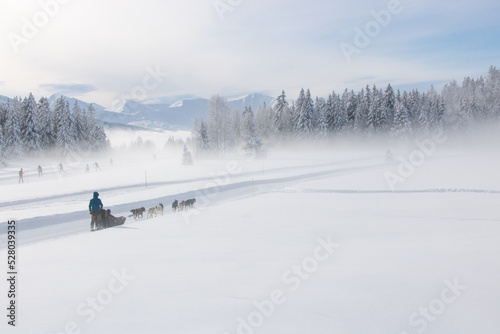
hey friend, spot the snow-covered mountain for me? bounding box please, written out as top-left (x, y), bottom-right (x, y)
top-left (45, 93), bottom-right (274, 131)
top-left (0, 95), bottom-right (10, 105)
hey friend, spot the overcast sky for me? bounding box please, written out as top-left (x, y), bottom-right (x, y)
top-left (1, 0), bottom-right (499, 109)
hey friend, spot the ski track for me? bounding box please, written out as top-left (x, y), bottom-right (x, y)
top-left (7, 153), bottom-right (490, 249)
top-left (0, 157), bottom-right (391, 248)
top-left (279, 188), bottom-right (500, 194)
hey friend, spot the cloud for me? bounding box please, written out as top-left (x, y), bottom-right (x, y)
top-left (39, 83), bottom-right (97, 95)
top-left (0, 0), bottom-right (499, 108)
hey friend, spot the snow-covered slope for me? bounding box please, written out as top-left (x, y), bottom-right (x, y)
top-left (1, 147), bottom-right (499, 334)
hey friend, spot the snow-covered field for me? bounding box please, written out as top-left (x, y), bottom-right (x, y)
top-left (1, 141), bottom-right (500, 334)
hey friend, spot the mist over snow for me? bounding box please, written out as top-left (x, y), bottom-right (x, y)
top-left (1, 131), bottom-right (500, 333)
top-left (0, 1), bottom-right (500, 328)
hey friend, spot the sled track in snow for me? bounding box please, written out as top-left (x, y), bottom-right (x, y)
top-left (0, 159), bottom-right (393, 247)
top-left (0, 155), bottom-right (377, 210)
top-left (278, 188), bottom-right (500, 194)
top-left (4, 156), bottom-right (498, 249)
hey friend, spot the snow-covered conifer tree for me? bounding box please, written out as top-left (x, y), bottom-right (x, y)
top-left (367, 87), bottom-right (383, 134)
top-left (56, 101), bottom-right (76, 156)
top-left (296, 89), bottom-right (314, 139)
top-left (0, 119), bottom-right (5, 164)
top-left (5, 99), bottom-right (23, 158)
top-left (182, 144), bottom-right (193, 165)
top-left (391, 100), bottom-right (412, 139)
top-left (37, 97), bottom-right (54, 150)
top-left (240, 106), bottom-right (263, 153)
top-left (315, 97), bottom-right (328, 139)
top-left (72, 101), bottom-right (86, 151)
top-left (354, 89), bottom-right (368, 133)
top-left (196, 120), bottom-right (210, 152)
top-left (21, 93), bottom-right (41, 154)
top-left (382, 84), bottom-right (396, 132)
top-left (273, 91), bottom-right (289, 137)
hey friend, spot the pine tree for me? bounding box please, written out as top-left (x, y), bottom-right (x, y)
top-left (196, 120), bottom-right (210, 151)
top-left (293, 89), bottom-right (305, 134)
top-left (417, 95), bottom-right (431, 136)
top-left (0, 103), bottom-right (8, 131)
top-left (0, 119), bottom-right (5, 164)
top-left (334, 93), bottom-right (348, 133)
top-left (354, 89), bottom-right (368, 133)
top-left (5, 99), bottom-right (23, 158)
top-left (273, 91), bottom-right (289, 137)
top-left (407, 90), bottom-right (421, 129)
top-left (182, 144), bottom-right (193, 165)
top-left (86, 103), bottom-right (107, 151)
top-left (315, 97), bottom-right (328, 139)
top-left (21, 93), bottom-right (41, 154)
top-left (37, 97), bottom-right (54, 150)
top-left (391, 100), bottom-right (412, 139)
top-left (72, 101), bottom-right (86, 151)
top-left (296, 89), bottom-right (314, 139)
top-left (56, 101), bottom-right (76, 156)
top-left (383, 84), bottom-right (396, 132)
top-left (367, 87), bottom-right (383, 134)
top-left (240, 106), bottom-right (263, 153)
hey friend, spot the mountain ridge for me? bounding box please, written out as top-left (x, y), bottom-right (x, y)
top-left (47, 93), bottom-right (275, 131)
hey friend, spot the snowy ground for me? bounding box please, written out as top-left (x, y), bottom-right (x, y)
top-left (1, 141), bottom-right (500, 334)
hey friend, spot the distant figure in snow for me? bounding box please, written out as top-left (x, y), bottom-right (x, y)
top-left (37, 165), bottom-right (43, 177)
top-left (110, 158), bottom-right (113, 167)
top-left (89, 191), bottom-right (104, 231)
top-left (19, 168), bottom-right (24, 183)
top-left (94, 161), bottom-right (101, 171)
top-left (85, 164), bottom-right (90, 174)
top-left (58, 163), bottom-right (64, 173)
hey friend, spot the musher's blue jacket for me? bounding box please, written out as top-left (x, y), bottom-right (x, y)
top-left (89, 192), bottom-right (103, 212)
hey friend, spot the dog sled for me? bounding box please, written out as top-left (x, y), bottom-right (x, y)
top-left (91, 209), bottom-right (126, 231)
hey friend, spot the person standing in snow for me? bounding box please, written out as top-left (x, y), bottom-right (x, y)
top-left (19, 168), bottom-right (24, 183)
top-left (89, 191), bottom-right (104, 231)
top-left (37, 165), bottom-right (43, 177)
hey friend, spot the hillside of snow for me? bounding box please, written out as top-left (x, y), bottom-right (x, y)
top-left (1, 142), bottom-right (499, 334)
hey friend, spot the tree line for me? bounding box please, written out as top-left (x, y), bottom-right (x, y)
top-left (193, 66), bottom-right (500, 155)
top-left (0, 94), bottom-right (108, 164)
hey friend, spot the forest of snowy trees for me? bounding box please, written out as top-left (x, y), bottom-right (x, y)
top-left (194, 66), bottom-right (500, 156)
top-left (0, 94), bottom-right (108, 164)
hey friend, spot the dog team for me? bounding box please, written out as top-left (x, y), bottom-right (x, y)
top-left (89, 192), bottom-right (197, 231)
top-left (129, 198), bottom-right (196, 220)
top-left (171, 198), bottom-right (196, 212)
